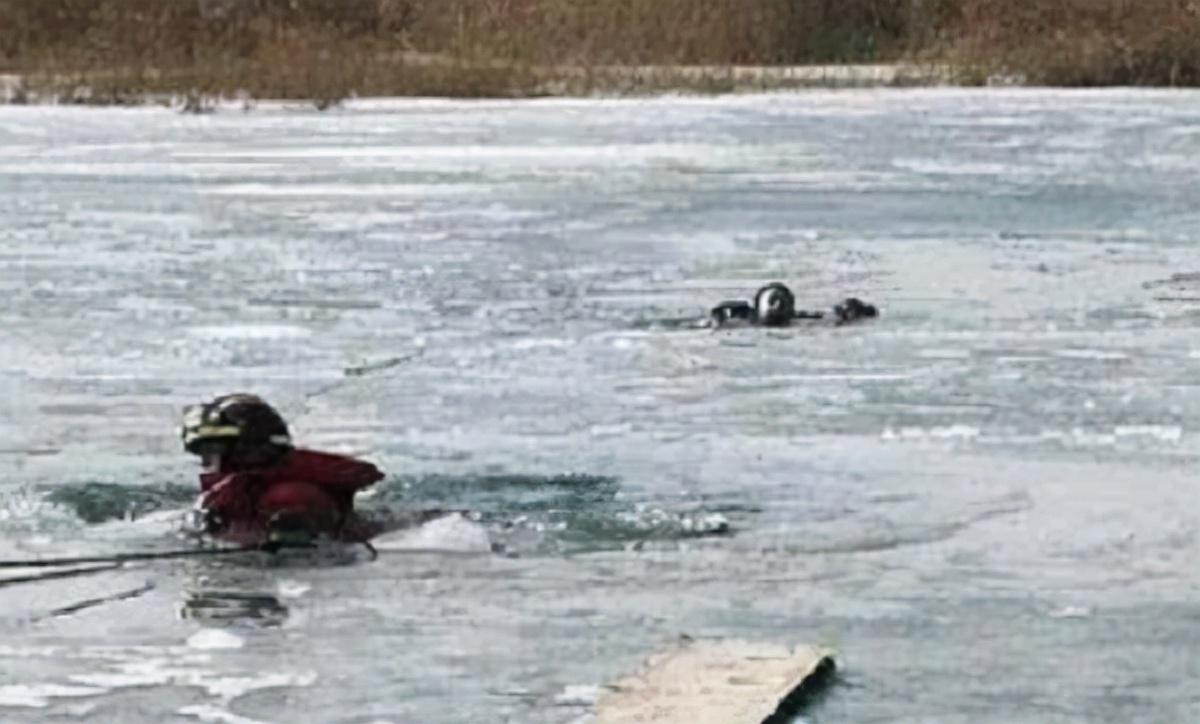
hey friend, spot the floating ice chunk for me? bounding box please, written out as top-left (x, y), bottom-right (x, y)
top-left (372, 513), bottom-right (493, 553)
top-left (187, 629), bottom-right (244, 651)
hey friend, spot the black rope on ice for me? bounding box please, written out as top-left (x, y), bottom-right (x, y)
top-left (0, 542), bottom-right (301, 570)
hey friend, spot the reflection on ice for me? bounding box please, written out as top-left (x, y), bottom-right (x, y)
top-left (180, 590), bottom-right (289, 629)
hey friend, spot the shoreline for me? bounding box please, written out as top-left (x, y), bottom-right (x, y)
top-left (6, 62), bottom-right (1196, 110)
top-left (2, 63), bottom-right (958, 108)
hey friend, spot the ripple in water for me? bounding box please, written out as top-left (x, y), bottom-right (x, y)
top-left (37, 474), bottom-right (743, 558)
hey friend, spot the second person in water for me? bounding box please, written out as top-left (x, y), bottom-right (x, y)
top-left (710, 282), bottom-right (878, 328)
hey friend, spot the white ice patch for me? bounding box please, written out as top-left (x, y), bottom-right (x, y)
top-left (0, 162), bottom-right (197, 178)
top-left (179, 143), bottom-right (707, 167)
top-left (70, 657), bottom-right (188, 690)
top-left (1042, 429), bottom-right (1118, 446)
top-left (1052, 349), bottom-right (1128, 361)
top-left (187, 325), bottom-right (312, 340)
top-left (731, 170), bottom-right (909, 190)
top-left (0, 684), bottom-right (106, 708)
top-left (372, 513), bottom-right (492, 553)
top-left (198, 182), bottom-right (490, 197)
top-left (930, 425), bottom-right (981, 439)
top-left (203, 672), bottom-right (318, 700)
top-left (0, 646), bottom-right (70, 658)
top-left (881, 425), bottom-right (979, 441)
top-left (1113, 425), bottom-right (1183, 443)
top-left (1032, 426), bottom-right (1184, 446)
top-left (509, 337), bottom-right (569, 351)
top-left (589, 423), bottom-right (634, 438)
top-left (69, 651), bottom-right (317, 706)
top-left (554, 684), bottom-right (600, 706)
top-left (276, 580), bottom-right (312, 599)
top-left (1049, 605), bottom-right (1094, 619)
top-left (892, 158), bottom-right (1042, 177)
top-left (916, 348), bottom-right (971, 359)
top-left (177, 705), bottom-right (270, 724)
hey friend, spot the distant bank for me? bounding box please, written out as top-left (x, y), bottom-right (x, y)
top-left (2, 0), bottom-right (1196, 106)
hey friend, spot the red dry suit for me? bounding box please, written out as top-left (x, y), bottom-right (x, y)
top-left (198, 448), bottom-right (384, 544)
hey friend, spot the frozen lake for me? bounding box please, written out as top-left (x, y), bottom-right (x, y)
top-left (1, 89), bottom-right (1198, 723)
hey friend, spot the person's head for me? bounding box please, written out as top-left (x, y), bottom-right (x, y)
top-left (754, 282), bottom-right (796, 327)
top-left (181, 393), bottom-right (292, 470)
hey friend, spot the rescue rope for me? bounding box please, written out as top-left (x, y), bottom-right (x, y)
top-left (0, 541), bottom-right (305, 570)
top-left (0, 563), bottom-right (124, 586)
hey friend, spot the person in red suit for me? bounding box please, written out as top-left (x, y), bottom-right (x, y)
top-left (181, 393), bottom-right (383, 546)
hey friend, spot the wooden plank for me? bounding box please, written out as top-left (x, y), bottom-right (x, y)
top-left (594, 639), bottom-right (835, 724)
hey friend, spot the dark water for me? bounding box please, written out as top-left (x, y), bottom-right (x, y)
top-left (1, 89), bottom-right (1198, 723)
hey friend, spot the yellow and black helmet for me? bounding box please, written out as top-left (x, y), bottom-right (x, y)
top-left (181, 393), bottom-right (292, 455)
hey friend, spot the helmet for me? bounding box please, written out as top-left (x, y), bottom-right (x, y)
top-left (754, 282), bottom-right (796, 327)
top-left (181, 393), bottom-right (292, 456)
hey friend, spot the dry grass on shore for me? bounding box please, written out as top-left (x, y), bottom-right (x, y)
top-left (0, 0), bottom-right (1197, 104)
top-left (955, 0), bottom-right (1200, 86)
